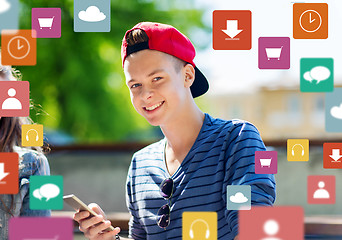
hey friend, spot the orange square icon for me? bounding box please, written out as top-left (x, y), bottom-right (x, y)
top-left (323, 143), bottom-right (342, 169)
top-left (1, 29), bottom-right (37, 65)
top-left (213, 10), bottom-right (251, 50)
top-left (293, 3), bottom-right (328, 39)
top-left (0, 153), bottom-right (19, 194)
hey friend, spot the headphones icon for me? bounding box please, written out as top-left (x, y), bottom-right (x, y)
top-left (291, 144), bottom-right (304, 156)
top-left (189, 219), bottom-right (210, 239)
top-left (26, 129), bottom-right (39, 142)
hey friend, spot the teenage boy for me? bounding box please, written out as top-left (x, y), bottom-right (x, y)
top-left (74, 22), bottom-right (276, 240)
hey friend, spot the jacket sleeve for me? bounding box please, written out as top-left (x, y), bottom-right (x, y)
top-left (19, 152), bottom-right (51, 216)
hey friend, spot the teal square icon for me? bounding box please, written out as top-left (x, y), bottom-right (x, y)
top-left (227, 185), bottom-right (251, 210)
top-left (74, 0), bottom-right (110, 32)
top-left (29, 175), bottom-right (63, 210)
top-left (300, 58), bottom-right (334, 92)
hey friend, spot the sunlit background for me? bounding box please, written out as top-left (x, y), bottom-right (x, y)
top-left (2, 0), bottom-right (342, 238)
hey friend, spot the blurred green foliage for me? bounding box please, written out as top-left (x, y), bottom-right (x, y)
top-left (17, 0), bottom-right (205, 143)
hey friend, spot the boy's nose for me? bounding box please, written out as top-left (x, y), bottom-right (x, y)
top-left (141, 87), bottom-right (154, 100)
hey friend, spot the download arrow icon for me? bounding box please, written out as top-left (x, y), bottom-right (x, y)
top-left (222, 20), bottom-right (243, 39)
top-left (0, 163), bottom-right (9, 182)
top-left (329, 149), bottom-right (342, 162)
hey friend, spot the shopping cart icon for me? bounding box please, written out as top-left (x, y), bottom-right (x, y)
top-left (265, 46), bottom-right (283, 60)
top-left (260, 158), bottom-right (272, 167)
top-left (38, 16), bottom-right (55, 29)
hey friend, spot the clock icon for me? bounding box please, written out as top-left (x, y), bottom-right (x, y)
top-left (7, 36), bottom-right (31, 60)
top-left (299, 10), bottom-right (322, 33)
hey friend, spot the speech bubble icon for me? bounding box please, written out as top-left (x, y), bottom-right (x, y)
top-left (39, 183), bottom-right (60, 201)
top-left (33, 189), bottom-right (43, 200)
top-left (310, 66), bottom-right (330, 84)
top-left (303, 71), bottom-right (313, 82)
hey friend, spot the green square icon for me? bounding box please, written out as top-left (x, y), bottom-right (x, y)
top-left (30, 175), bottom-right (63, 210)
top-left (300, 58), bottom-right (334, 92)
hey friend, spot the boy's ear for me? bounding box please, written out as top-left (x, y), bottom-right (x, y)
top-left (183, 63), bottom-right (195, 88)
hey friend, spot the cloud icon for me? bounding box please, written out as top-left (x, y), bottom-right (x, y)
top-left (330, 103), bottom-right (342, 120)
top-left (229, 192), bottom-right (248, 203)
top-left (303, 66), bottom-right (331, 84)
top-left (78, 6), bottom-right (106, 22)
top-left (0, 0), bottom-right (11, 14)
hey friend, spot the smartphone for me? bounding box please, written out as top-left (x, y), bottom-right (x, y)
top-left (63, 194), bottom-right (115, 232)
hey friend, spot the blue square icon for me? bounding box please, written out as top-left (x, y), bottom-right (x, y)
top-left (325, 88), bottom-right (342, 132)
top-left (227, 185), bottom-right (251, 210)
top-left (74, 0), bottom-right (110, 32)
top-left (0, 0), bottom-right (19, 32)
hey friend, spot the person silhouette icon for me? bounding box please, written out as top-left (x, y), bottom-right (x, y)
top-left (1, 88), bottom-right (22, 110)
top-left (261, 219), bottom-right (282, 240)
top-left (313, 181), bottom-right (330, 199)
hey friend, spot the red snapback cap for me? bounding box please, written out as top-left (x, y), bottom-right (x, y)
top-left (121, 22), bottom-right (209, 98)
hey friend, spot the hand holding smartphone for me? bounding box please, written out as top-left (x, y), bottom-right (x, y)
top-left (63, 194), bottom-right (115, 232)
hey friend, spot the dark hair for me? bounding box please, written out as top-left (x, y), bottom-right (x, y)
top-left (0, 55), bottom-right (45, 216)
top-left (125, 29), bottom-right (186, 71)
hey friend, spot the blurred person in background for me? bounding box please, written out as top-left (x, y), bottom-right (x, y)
top-left (0, 52), bottom-right (51, 239)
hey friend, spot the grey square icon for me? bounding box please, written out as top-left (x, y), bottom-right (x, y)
top-left (74, 0), bottom-right (110, 32)
top-left (0, 0), bottom-right (19, 32)
top-left (325, 88), bottom-right (342, 132)
top-left (227, 185), bottom-right (251, 210)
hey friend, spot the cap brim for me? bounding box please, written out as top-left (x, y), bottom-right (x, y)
top-left (190, 66), bottom-right (209, 98)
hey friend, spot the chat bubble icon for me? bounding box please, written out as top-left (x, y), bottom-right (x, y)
top-left (33, 189), bottom-right (43, 200)
top-left (303, 71), bottom-right (313, 82)
top-left (39, 183), bottom-right (60, 201)
top-left (304, 66), bottom-right (331, 84)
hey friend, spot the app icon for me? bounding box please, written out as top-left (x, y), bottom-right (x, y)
top-left (300, 58), bottom-right (333, 92)
top-left (22, 124), bottom-right (44, 147)
top-left (0, 153), bottom-right (19, 194)
top-left (258, 37), bottom-right (290, 69)
top-left (74, 0), bottom-right (110, 32)
top-left (255, 151), bottom-right (277, 174)
top-left (9, 217), bottom-right (73, 240)
top-left (293, 3), bottom-right (328, 39)
top-left (32, 8), bottom-right (61, 38)
top-left (287, 139), bottom-right (309, 161)
top-left (307, 175), bottom-right (335, 204)
top-left (239, 206), bottom-right (304, 240)
top-left (325, 88), bottom-right (342, 132)
top-left (0, 81), bottom-right (30, 117)
top-left (323, 143), bottom-right (342, 169)
top-left (213, 10), bottom-right (251, 50)
top-left (183, 212), bottom-right (217, 240)
top-left (30, 175), bottom-right (63, 210)
top-left (0, 0), bottom-right (19, 32)
top-left (1, 30), bottom-right (37, 65)
top-left (227, 185), bottom-right (251, 210)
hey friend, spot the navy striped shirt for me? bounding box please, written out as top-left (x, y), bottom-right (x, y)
top-left (126, 113), bottom-right (276, 240)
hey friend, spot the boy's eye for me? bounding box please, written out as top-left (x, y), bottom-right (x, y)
top-left (153, 77), bottom-right (162, 81)
top-left (131, 83), bottom-right (141, 89)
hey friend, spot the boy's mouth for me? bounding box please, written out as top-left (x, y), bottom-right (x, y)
top-left (144, 101), bottom-right (165, 112)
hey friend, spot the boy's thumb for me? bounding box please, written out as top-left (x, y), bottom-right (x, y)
top-left (88, 203), bottom-right (106, 217)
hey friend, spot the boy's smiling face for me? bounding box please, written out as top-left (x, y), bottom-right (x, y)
top-left (124, 49), bottom-right (195, 126)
